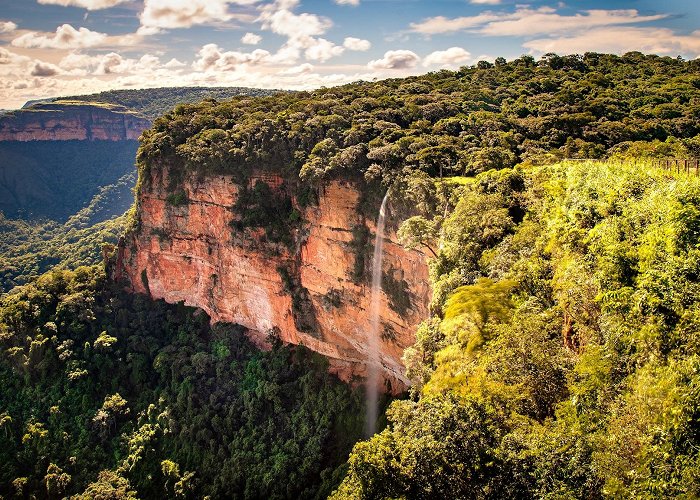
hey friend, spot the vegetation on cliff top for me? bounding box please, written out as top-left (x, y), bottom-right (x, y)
top-left (137, 52), bottom-right (700, 195)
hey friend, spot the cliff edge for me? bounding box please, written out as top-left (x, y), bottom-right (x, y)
top-left (115, 165), bottom-right (431, 393)
top-left (0, 100), bottom-right (151, 141)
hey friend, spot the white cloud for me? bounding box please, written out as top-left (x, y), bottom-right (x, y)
top-left (525, 27), bottom-right (700, 56)
top-left (192, 43), bottom-right (271, 71)
top-left (164, 57), bottom-right (187, 68)
top-left (368, 50), bottom-right (420, 70)
top-left (0, 47), bottom-right (29, 66)
top-left (258, 0), bottom-right (348, 64)
top-left (482, 8), bottom-right (667, 37)
top-left (279, 62), bottom-right (313, 75)
top-left (258, 1), bottom-right (332, 40)
top-left (56, 51), bottom-right (173, 76)
top-left (410, 7), bottom-right (667, 36)
top-left (409, 14), bottom-right (503, 35)
top-left (12, 24), bottom-right (108, 49)
top-left (96, 52), bottom-right (127, 74)
top-left (423, 47), bottom-right (472, 67)
top-left (241, 32), bottom-right (262, 45)
top-left (343, 37), bottom-right (370, 51)
top-left (37, 0), bottom-right (129, 10)
top-left (305, 38), bottom-right (344, 62)
top-left (334, 0), bottom-right (360, 5)
top-left (0, 21), bottom-right (17, 33)
top-left (470, 0), bottom-right (500, 4)
top-left (140, 0), bottom-right (259, 31)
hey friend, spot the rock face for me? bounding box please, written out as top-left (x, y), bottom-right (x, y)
top-left (0, 101), bottom-right (150, 141)
top-left (116, 167), bottom-right (431, 393)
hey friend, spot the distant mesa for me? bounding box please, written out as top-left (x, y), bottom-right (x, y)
top-left (0, 100), bottom-right (151, 142)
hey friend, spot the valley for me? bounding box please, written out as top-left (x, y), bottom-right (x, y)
top-left (2, 52), bottom-right (700, 498)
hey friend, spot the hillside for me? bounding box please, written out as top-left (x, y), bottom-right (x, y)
top-left (0, 140), bottom-right (139, 220)
top-left (32, 86), bottom-right (280, 120)
top-left (0, 172), bottom-right (134, 291)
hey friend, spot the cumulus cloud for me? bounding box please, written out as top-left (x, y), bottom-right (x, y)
top-left (279, 62), bottom-right (313, 75)
top-left (343, 37), bottom-right (370, 51)
top-left (31, 61), bottom-right (61, 77)
top-left (12, 24), bottom-right (108, 49)
top-left (410, 7), bottom-right (667, 36)
top-left (258, 0), bottom-right (348, 64)
top-left (305, 38), bottom-right (344, 62)
top-left (0, 47), bottom-right (28, 65)
top-left (96, 52), bottom-right (127, 74)
top-left (470, 0), bottom-right (500, 4)
top-left (334, 0), bottom-right (360, 5)
top-left (57, 51), bottom-right (172, 76)
top-left (423, 47), bottom-right (472, 67)
top-left (192, 43), bottom-right (271, 71)
top-left (164, 57), bottom-right (187, 69)
top-left (140, 0), bottom-right (259, 31)
top-left (524, 27), bottom-right (700, 56)
top-left (37, 0), bottom-right (129, 10)
top-left (241, 32), bottom-right (262, 44)
top-left (0, 21), bottom-right (17, 33)
top-left (368, 50), bottom-right (420, 70)
top-left (258, 1), bottom-right (332, 40)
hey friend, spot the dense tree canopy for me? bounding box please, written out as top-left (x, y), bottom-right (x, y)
top-left (138, 52), bottom-right (700, 196)
top-left (0, 266), bottom-right (366, 498)
top-left (334, 160), bottom-right (700, 498)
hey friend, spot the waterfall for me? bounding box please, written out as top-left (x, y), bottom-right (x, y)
top-left (365, 191), bottom-right (389, 438)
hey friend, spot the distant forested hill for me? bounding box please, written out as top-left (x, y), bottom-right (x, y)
top-left (34, 86), bottom-right (280, 120)
top-left (0, 140), bottom-right (139, 221)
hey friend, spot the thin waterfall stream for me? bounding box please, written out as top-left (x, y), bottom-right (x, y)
top-left (365, 191), bottom-right (390, 437)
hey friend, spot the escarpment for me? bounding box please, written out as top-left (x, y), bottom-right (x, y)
top-left (115, 166), bottom-right (431, 392)
top-left (0, 101), bottom-right (150, 141)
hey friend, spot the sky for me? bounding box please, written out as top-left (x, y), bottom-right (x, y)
top-left (0, 0), bottom-right (699, 109)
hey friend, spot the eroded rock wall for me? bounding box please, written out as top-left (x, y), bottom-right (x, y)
top-left (116, 166), bottom-right (431, 392)
top-left (0, 103), bottom-right (150, 141)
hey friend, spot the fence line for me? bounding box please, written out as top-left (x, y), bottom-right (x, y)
top-left (652, 158), bottom-right (700, 176)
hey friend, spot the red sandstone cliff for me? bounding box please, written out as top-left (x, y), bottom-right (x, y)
top-left (115, 167), bottom-right (431, 393)
top-left (0, 101), bottom-right (150, 141)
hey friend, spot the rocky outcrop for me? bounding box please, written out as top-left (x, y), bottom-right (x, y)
top-left (115, 167), bottom-right (431, 393)
top-left (0, 101), bottom-right (150, 141)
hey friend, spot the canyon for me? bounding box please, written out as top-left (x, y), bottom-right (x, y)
top-left (115, 167), bottom-right (432, 393)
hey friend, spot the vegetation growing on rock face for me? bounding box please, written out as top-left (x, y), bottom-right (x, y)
top-left (133, 52), bottom-right (700, 279)
top-left (333, 160), bottom-right (700, 498)
top-left (0, 266), bottom-right (365, 498)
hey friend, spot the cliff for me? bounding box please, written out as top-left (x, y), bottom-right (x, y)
top-left (0, 101), bottom-right (150, 141)
top-left (115, 167), bottom-right (431, 393)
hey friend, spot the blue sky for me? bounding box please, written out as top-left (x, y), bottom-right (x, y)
top-left (0, 0), bottom-right (698, 108)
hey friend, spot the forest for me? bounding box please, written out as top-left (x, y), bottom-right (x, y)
top-left (0, 266), bottom-right (366, 498)
top-left (2, 52), bottom-right (700, 498)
